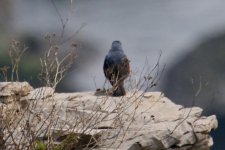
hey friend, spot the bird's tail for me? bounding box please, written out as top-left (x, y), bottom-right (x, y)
top-left (113, 85), bottom-right (126, 96)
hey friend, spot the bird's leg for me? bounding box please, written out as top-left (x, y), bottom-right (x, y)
top-left (111, 71), bottom-right (126, 96)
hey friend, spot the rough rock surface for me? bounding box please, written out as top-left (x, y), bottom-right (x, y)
top-left (0, 82), bottom-right (218, 150)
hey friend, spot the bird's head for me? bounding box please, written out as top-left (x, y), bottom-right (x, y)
top-left (111, 41), bottom-right (122, 50)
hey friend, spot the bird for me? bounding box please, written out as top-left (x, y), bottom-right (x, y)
top-left (103, 41), bottom-right (130, 96)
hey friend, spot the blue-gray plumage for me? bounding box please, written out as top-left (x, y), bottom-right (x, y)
top-left (103, 41), bottom-right (130, 96)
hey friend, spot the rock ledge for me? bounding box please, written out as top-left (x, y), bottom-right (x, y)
top-left (0, 82), bottom-right (217, 150)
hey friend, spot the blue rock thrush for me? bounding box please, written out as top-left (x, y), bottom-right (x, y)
top-left (103, 41), bottom-right (130, 96)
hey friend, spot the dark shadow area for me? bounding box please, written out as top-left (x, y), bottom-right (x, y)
top-left (161, 31), bottom-right (225, 149)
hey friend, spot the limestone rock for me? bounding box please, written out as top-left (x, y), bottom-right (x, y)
top-left (32, 91), bottom-right (217, 149)
top-left (21, 87), bottom-right (54, 101)
top-left (0, 82), bottom-right (33, 96)
top-left (0, 82), bottom-right (33, 104)
top-left (0, 82), bottom-right (218, 150)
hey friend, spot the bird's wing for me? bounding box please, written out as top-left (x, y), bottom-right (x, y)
top-left (103, 55), bottom-right (111, 78)
top-left (119, 57), bottom-right (131, 78)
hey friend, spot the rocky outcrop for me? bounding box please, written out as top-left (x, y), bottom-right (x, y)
top-left (0, 82), bottom-right (217, 150)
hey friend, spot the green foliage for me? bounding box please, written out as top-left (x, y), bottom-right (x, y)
top-left (35, 133), bottom-right (79, 150)
top-left (57, 133), bottom-right (79, 150)
top-left (35, 140), bottom-right (47, 150)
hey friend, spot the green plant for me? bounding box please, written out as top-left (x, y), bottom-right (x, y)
top-left (35, 140), bottom-right (47, 150)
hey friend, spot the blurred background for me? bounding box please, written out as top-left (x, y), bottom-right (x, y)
top-left (0, 0), bottom-right (225, 149)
